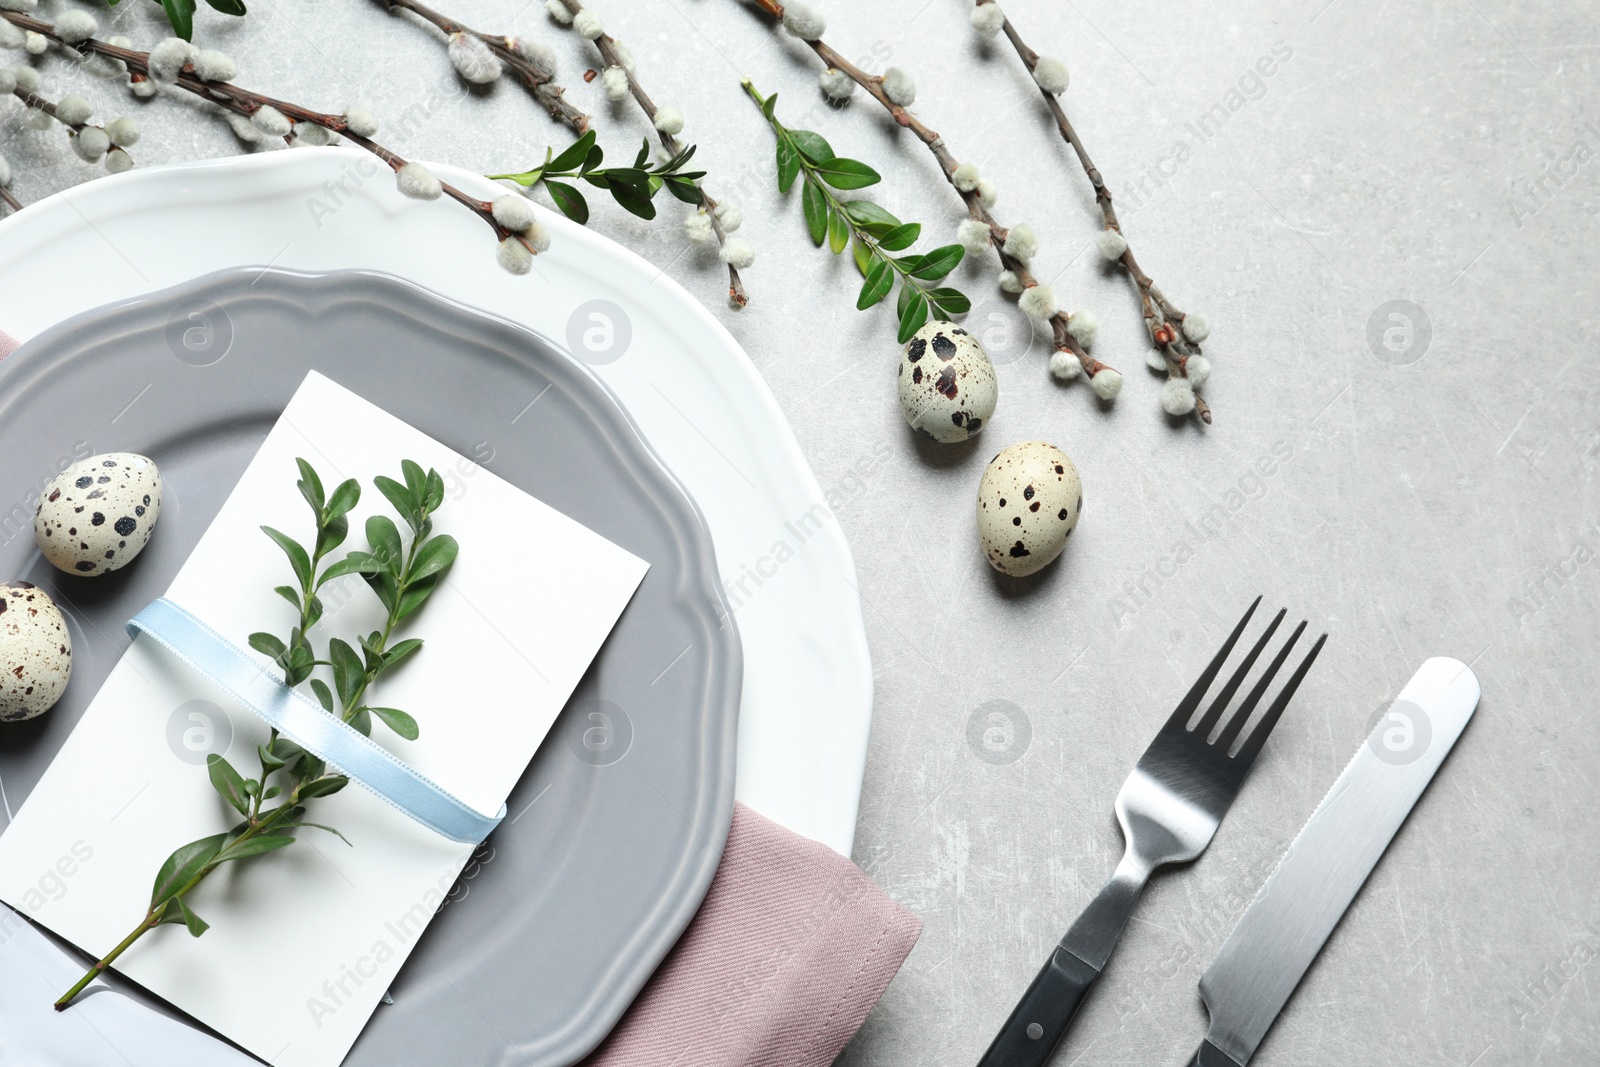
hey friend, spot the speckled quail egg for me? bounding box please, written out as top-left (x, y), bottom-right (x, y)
top-left (35, 453), bottom-right (162, 576)
top-left (976, 441), bottom-right (1083, 577)
top-left (897, 320), bottom-right (997, 443)
top-left (0, 582), bottom-right (73, 722)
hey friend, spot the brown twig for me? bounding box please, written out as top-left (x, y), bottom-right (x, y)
top-left (0, 185), bottom-right (20, 214)
top-left (745, 0), bottom-right (1115, 390)
top-left (1, 10), bottom-right (530, 257)
top-left (980, 0), bottom-right (1210, 423)
top-left (558, 0), bottom-right (748, 307)
top-left (372, 0), bottom-right (590, 135)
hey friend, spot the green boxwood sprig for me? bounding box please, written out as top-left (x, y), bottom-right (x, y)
top-left (490, 130), bottom-right (705, 224)
top-left (743, 78), bottom-right (970, 343)
top-left (53, 457), bottom-right (458, 1011)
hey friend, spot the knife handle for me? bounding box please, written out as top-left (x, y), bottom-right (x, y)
top-left (1182, 1039), bottom-right (1242, 1066)
top-left (974, 946), bottom-right (1098, 1067)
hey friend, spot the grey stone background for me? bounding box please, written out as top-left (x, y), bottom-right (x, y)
top-left (2, 0), bottom-right (1597, 1065)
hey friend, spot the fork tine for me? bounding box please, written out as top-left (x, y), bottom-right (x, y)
top-left (1161, 596), bottom-right (1262, 732)
top-left (1192, 608), bottom-right (1286, 739)
top-left (1234, 631), bottom-right (1328, 763)
top-left (1214, 620), bottom-right (1306, 753)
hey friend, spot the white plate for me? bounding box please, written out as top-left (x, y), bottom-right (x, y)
top-left (0, 148), bottom-right (872, 858)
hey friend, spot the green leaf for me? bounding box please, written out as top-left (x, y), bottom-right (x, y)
top-left (928, 287), bottom-right (972, 316)
top-left (286, 644), bottom-right (314, 687)
top-left (207, 754), bottom-right (251, 817)
top-left (159, 0), bottom-right (197, 41)
top-left (909, 243), bottom-right (965, 281)
top-left (826, 207), bottom-right (849, 254)
top-left (897, 292), bottom-right (930, 344)
top-left (841, 200), bottom-right (900, 233)
top-left (316, 515), bottom-right (349, 560)
top-left (897, 275), bottom-right (918, 319)
top-left (309, 678), bottom-right (335, 713)
top-left (408, 535), bottom-right (459, 584)
top-left (366, 569), bottom-right (399, 614)
top-left (203, 0), bottom-right (247, 15)
top-left (877, 222), bottom-right (921, 252)
top-left (347, 707), bottom-right (372, 736)
top-left (373, 475), bottom-right (418, 529)
top-left (423, 469), bottom-right (445, 513)
top-left (400, 460), bottom-right (427, 502)
top-left (329, 639), bottom-right (364, 709)
top-left (606, 174), bottom-right (656, 220)
top-left (802, 180), bottom-right (828, 246)
top-left (816, 158), bottom-right (880, 190)
top-left (261, 526), bottom-right (311, 588)
top-left (857, 259), bottom-right (894, 310)
top-left (274, 585), bottom-right (300, 611)
top-left (395, 576), bottom-right (440, 621)
top-left (544, 179), bottom-right (589, 224)
top-left (358, 633), bottom-right (384, 673)
top-left (788, 129), bottom-right (834, 164)
top-left (262, 784), bottom-right (281, 800)
top-left (296, 458), bottom-right (325, 514)
top-left (219, 835), bottom-right (296, 862)
top-left (290, 822), bottom-right (352, 847)
top-left (258, 743), bottom-right (286, 771)
top-left (851, 237), bottom-right (873, 275)
top-left (327, 479), bottom-right (361, 520)
top-left (304, 594), bottom-right (324, 631)
top-left (175, 895), bottom-right (210, 936)
top-left (368, 707), bottom-right (420, 741)
top-left (298, 775), bottom-right (350, 800)
top-left (776, 138), bottom-right (802, 194)
top-left (248, 632), bottom-right (287, 662)
top-left (365, 515), bottom-right (403, 574)
top-left (149, 833), bottom-right (227, 907)
top-left (546, 131), bottom-right (596, 175)
top-left (384, 638), bottom-right (424, 670)
top-left (319, 551), bottom-right (382, 583)
top-left (665, 178), bottom-right (704, 205)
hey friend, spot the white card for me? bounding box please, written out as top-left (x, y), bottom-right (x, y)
top-left (0, 371), bottom-right (649, 1067)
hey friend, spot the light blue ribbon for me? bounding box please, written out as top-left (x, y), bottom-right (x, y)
top-left (126, 597), bottom-right (505, 844)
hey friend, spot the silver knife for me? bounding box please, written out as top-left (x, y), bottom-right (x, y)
top-left (1182, 656), bottom-right (1480, 1066)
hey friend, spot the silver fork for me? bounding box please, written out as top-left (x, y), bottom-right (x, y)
top-left (976, 597), bottom-right (1327, 1067)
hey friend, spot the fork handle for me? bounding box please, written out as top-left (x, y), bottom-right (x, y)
top-left (974, 946), bottom-right (1099, 1067)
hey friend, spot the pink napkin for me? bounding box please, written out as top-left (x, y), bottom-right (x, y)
top-left (580, 802), bottom-right (921, 1067)
top-left (0, 329), bottom-right (17, 360)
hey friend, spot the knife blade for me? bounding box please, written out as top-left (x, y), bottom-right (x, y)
top-left (1182, 656), bottom-right (1480, 1067)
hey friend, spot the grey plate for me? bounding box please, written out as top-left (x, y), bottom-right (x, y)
top-left (0, 268), bottom-right (741, 1066)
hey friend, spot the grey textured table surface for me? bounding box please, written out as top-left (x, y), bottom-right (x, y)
top-left (3, 1), bottom-right (1598, 1065)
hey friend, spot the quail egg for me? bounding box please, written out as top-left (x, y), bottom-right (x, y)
top-left (35, 453), bottom-right (163, 576)
top-left (976, 441), bottom-right (1083, 577)
top-left (0, 582), bottom-right (73, 722)
top-left (897, 320), bottom-right (997, 443)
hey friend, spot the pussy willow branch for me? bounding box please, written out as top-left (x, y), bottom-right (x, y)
top-left (978, 0), bottom-right (1210, 423)
top-left (372, 0), bottom-right (590, 135)
top-left (558, 0), bottom-right (747, 308)
top-left (746, 0), bottom-right (1108, 381)
top-left (1, 11), bottom-right (530, 254)
top-left (10, 87), bottom-right (134, 165)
